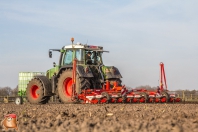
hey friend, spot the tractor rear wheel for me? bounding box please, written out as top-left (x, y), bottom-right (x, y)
top-left (57, 69), bottom-right (90, 103)
top-left (26, 78), bottom-right (49, 104)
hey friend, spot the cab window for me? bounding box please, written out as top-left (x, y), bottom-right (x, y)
top-left (63, 50), bottom-right (73, 65)
top-left (76, 49), bottom-right (83, 60)
top-left (76, 49), bottom-right (85, 64)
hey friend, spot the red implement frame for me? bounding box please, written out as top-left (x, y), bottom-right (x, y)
top-left (71, 58), bottom-right (77, 101)
top-left (160, 62), bottom-right (167, 91)
top-left (71, 59), bottom-right (181, 104)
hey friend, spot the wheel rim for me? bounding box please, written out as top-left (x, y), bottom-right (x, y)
top-left (31, 85), bottom-right (39, 99)
top-left (63, 77), bottom-right (72, 97)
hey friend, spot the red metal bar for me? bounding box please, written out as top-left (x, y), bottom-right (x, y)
top-left (71, 58), bottom-right (77, 100)
top-left (160, 62), bottom-right (163, 91)
top-left (113, 81), bottom-right (118, 87)
top-left (162, 64), bottom-right (167, 91)
top-left (106, 80), bottom-right (110, 90)
top-left (160, 62), bottom-right (167, 91)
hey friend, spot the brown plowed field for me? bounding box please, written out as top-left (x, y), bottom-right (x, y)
top-left (0, 103), bottom-right (198, 132)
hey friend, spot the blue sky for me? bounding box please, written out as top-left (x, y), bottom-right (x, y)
top-left (0, 0), bottom-right (198, 90)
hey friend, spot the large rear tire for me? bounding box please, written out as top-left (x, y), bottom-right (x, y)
top-left (57, 69), bottom-right (90, 103)
top-left (26, 78), bottom-right (48, 104)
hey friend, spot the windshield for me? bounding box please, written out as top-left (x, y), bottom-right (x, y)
top-left (62, 49), bottom-right (103, 66)
top-left (63, 49), bottom-right (73, 65)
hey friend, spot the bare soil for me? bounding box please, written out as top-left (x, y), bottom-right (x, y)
top-left (0, 103), bottom-right (198, 132)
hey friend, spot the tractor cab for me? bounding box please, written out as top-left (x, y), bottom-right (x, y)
top-left (47, 38), bottom-right (110, 80)
top-left (60, 46), bottom-right (106, 66)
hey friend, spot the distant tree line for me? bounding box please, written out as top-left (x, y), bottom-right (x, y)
top-left (0, 86), bottom-right (18, 96)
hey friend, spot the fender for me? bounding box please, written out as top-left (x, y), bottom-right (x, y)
top-left (103, 66), bottom-right (122, 79)
top-left (57, 65), bottom-right (73, 76)
top-left (57, 65), bottom-right (94, 78)
top-left (76, 65), bottom-right (94, 77)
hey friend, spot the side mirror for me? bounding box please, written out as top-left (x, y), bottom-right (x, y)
top-left (49, 50), bottom-right (52, 58)
top-left (53, 62), bottom-right (56, 67)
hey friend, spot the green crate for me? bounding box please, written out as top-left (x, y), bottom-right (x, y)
top-left (18, 72), bottom-right (45, 96)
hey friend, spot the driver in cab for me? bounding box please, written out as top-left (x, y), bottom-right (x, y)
top-left (86, 52), bottom-right (92, 65)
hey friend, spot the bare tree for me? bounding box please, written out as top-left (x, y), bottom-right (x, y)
top-left (0, 86), bottom-right (19, 96)
top-left (0, 87), bottom-right (12, 96)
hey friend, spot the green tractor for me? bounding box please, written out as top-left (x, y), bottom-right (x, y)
top-left (26, 38), bottom-right (122, 104)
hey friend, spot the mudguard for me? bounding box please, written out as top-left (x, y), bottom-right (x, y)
top-left (51, 75), bottom-right (57, 94)
top-left (102, 66), bottom-right (122, 79)
top-left (76, 65), bottom-right (94, 77)
top-left (34, 75), bottom-right (53, 96)
top-left (57, 65), bottom-right (94, 78)
top-left (57, 65), bottom-right (72, 76)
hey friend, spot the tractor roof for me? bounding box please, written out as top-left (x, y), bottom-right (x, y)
top-left (63, 43), bottom-right (107, 52)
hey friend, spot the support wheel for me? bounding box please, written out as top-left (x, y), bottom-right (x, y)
top-left (161, 91), bottom-right (170, 103)
top-left (15, 96), bottom-right (23, 105)
top-left (140, 92), bottom-right (148, 103)
top-left (100, 92), bottom-right (110, 103)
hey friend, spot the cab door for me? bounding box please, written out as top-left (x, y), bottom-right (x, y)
top-left (62, 49), bottom-right (74, 65)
